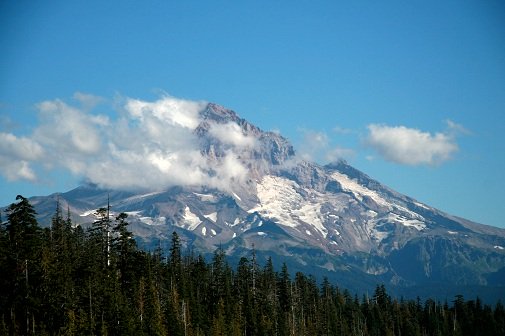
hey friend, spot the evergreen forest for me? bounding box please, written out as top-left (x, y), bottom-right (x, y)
top-left (1, 195), bottom-right (504, 335)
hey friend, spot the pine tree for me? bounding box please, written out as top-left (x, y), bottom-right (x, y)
top-left (112, 212), bottom-right (137, 294)
top-left (188, 254), bottom-right (210, 333)
top-left (4, 195), bottom-right (42, 334)
top-left (90, 206), bottom-right (112, 268)
top-left (258, 257), bottom-right (277, 334)
top-left (278, 263), bottom-right (293, 336)
top-left (235, 257), bottom-right (253, 335)
top-left (320, 277), bottom-right (338, 335)
top-left (0, 206), bottom-right (10, 334)
top-left (39, 199), bottom-right (77, 333)
top-left (169, 231), bottom-right (183, 294)
top-left (495, 300), bottom-right (505, 335)
top-left (144, 256), bottom-right (167, 336)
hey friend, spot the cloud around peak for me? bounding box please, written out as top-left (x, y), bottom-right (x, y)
top-left (0, 92), bottom-right (469, 194)
top-left (296, 129), bottom-right (355, 164)
top-left (0, 94), bottom-right (259, 193)
top-left (208, 122), bottom-right (258, 148)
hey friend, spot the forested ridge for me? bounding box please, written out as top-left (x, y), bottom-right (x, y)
top-left (1, 195), bottom-right (504, 335)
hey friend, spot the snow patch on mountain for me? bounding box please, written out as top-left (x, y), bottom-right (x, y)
top-left (193, 192), bottom-right (217, 202)
top-left (295, 202), bottom-right (328, 237)
top-left (80, 209), bottom-right (96, 217)
top-left (388, 213), bottom-right (426, 230)
top-left (204, 212), bottom-right (217, 222)
top-left (330, 172), bottom-right (390, 208)
top-left (139, 216), bottom-right (166, 226)
top-left (182, 206), bottom-right (201, 230)
top-left (247, 175), bottom-right (333, 237)
top-left (125, 211), bottom-right (142, 216)
top-left (123, 191), bottom-right (164, 203)
top-left (414, 201), bottom-right (430, 210)
top-left (391, 204), bottom-right (426, 223)
top-left (365, 217), bottom-right (391, 243)
top-left (249, 175), bottom-right (303, 228)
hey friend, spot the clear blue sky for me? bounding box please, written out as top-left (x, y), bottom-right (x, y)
top-left (1, 1), bottom-right (504, 228)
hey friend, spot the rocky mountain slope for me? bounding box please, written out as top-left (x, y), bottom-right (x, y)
top-left (11, 103), bottom-right (505, 301)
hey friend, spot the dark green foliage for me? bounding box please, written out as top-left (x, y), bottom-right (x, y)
top-left (2, 195), bottom-right (42, 335)
top-left (1, 195), bottom-right (504, 335)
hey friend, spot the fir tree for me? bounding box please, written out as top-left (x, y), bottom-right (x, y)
top-left (4, 195), bottom-right (42, 335)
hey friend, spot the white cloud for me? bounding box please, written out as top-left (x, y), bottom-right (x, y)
top-left (297, 129), bottom-right (354, 163)
top-left (34, 99), bottom-right (105, 155)
top-left (125, 95), bottom-right (206, 129)
top-left (445, 119), bottom-right (471, 136)
top-left (325, 146), bottom-right (355, 162)
top-left (297, 129), bottom-right (329, 161)
top-left (0, 94), bottom-right (258, 193)
top-left (365, 124), bottom-right (459, 166)
top-left (208, 122), bottom-right (258, 148)
top-left (215, 151), bottom-right (249, 183)
top-left (0, 159), bottom-right (37, 182)
top-left (0, 132), bottom-right (44, 161)
top-left (73, 92), bottom-right (105, 109)
top-left (0, 132), bottom-right (44, 181)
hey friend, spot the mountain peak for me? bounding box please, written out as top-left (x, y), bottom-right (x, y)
top-left (201, 103), bottom-right (241, 124)
top-left (193, 103), bottom-right (295, 170)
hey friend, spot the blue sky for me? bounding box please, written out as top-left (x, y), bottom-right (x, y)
top-left (1, 1), bottom-right (504, 228)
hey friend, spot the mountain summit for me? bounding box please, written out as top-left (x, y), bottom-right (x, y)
top-left (21, 102), bottom-right (505, 300)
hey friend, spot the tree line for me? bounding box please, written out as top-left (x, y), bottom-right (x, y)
top-left (1, 195), bottom-right (504, 335)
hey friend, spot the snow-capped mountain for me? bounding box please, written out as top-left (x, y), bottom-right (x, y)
top-left (15, 103), bottom-right (505, 300)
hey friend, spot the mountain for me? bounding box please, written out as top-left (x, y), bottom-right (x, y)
top-left (8, 103), bottom-right (505, 301)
